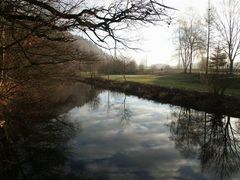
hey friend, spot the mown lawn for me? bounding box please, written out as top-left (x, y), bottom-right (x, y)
top-left (102, 74), bottom-right (240, 97)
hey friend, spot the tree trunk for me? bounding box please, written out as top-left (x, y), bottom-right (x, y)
top-left (206, 0), bottom-right (211, 75)
top-left (189, 45), bottom-right (193, 74)
top-left (229, 60), bottom-right (234, 74)
top-left (183, 66), bottom-right (187, 73)
top-left (189, 56), bottom-right (192, 74)
top-left (0, 17), bottom-right (5, 85)
top-left (189, 62), bottom-right (192, 74)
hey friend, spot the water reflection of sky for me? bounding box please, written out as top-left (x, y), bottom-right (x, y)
top-left (61, 91), bottom-right (212, 180)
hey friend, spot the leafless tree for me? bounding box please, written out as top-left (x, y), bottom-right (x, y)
top-left (1, 0), bottom-right (173, 51)
top-left (214, 0), bottom-right (240, 74)
top-left (176, 17), bottom-right (205, 73)
top-left (0, 0), bottom-right (173, 100)
top-left (0, 0), bottom-right (173, 66)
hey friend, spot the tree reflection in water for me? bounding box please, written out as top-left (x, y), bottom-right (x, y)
top-left (119, 95), bottom-right (133, 128)
top-left (0, 115), bottom-right (79, 179)
top-left (169, 108), bottom-right (240, 180)
top-left (0, 81), bottom-right (100, 179)
top-left (87, 85), bottom-right (101, 111)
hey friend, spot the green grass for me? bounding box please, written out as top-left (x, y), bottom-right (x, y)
top-left (102, 74), bottom-right (240, 97)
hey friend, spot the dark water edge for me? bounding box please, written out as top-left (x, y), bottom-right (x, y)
top-left (0, 80), bottom-right (240, 180)
top-left (79, 77), bottom-right (240, 118)
top-left (0, 80), bottom-right (100, 179)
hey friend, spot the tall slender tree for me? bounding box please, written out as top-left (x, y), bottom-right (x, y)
top-left (206, 0), bottom-right (211, 75)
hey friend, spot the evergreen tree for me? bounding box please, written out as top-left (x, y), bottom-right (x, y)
top-left (210, 46), bottom-right (227, 72)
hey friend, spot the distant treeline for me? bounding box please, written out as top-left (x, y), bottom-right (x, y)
top-left (98, 58), bottom-right (138, 75)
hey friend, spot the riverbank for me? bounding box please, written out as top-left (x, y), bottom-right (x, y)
top-left (102, 74), bottom-right (240, 97)
top-left (80, 77), bottom-right (240, 117)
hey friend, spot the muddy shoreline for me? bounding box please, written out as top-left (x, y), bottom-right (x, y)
top-left (79, 77), bottom-right (240, 118)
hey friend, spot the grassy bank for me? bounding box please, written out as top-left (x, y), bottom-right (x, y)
top-left (102, 74), bottom-right (240, 97)
top-left (80, 77), bottom-right (240, 117)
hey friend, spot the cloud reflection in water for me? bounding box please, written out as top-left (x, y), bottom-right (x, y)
top-left (63, 91), bottom-right (210, 180)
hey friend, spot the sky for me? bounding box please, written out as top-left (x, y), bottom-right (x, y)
top-left (78, 0), bottom-right (213, 66)
top-left (122, 0), bottom-right (210, 66)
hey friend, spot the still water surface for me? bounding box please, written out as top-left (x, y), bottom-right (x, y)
top-left (1, 83), bottom-right (240, 180)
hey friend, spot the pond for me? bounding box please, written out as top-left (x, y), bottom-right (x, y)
top-left (0, 82), bottom-right (240, 180)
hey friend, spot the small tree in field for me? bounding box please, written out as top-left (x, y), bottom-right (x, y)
top-left (210, 46), bottom-right (227, 72)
